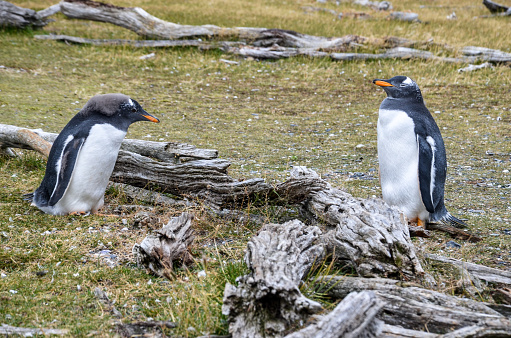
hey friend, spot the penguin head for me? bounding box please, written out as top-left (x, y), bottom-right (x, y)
top-left (373, 76), bottom-right (423, 102)
top-left (79, 93), bottom-right (160, 131)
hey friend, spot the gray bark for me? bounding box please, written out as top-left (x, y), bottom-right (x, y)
top-left (0, 123), bottom-right (217, 162)
top-left (222, 220), bottom-right (325, 338)
top-left (289, 166), bottom-right (423, 279)
top-left (132, 212), bottom-right (194, 279)
top-left (316, 275), bottom-right (505, 334)
top-left (425, 253), bottom-right (511, 285)
top-left (0, 324), bottom-right (69, 335)
top-left (112, 150), bottom-right (271, 208)
top-left (284, 291), bottom-right (384, 338)
top-left (0, 1), bottom-right (48, 28)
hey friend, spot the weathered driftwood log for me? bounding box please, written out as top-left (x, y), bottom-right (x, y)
top-left (108, 182), bottom-right (192, 207)
top-left (441, 318), bottom-right (511, 337)
top-left (59, 0), bottom-right (366, 51)
top-left (0, 123), bottom-right (217, 162)
top-left (286, 166), bottom-right (423, 279)
top-left (425, 253), bottom-right (511, 285)
top-left (462, 46), bottom-right (511, 63)
top-left (0, 324), bottom-right (69, 336)
top-left (317, 276), bottom-right (505, 334)
top-left (132, 212), bottom-right (194, 279)
top-left (284, 291), bottom-right (384, 338)
top-left (222, 220), bottom-right (325, 338)
top-left (112, 150), bottom-right (271, 208)
top-left (0, 1), bottom-right (48, 28)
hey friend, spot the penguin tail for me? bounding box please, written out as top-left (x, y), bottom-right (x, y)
top-left (434, 212), bottom-right (468, 229)
top-left (23, 192), bottom-right (34, 203)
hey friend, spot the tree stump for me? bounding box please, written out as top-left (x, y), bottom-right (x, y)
top-left (222, 220), bottom-right (325, 338)
top-left (132, 212), bottom-right (194, 279)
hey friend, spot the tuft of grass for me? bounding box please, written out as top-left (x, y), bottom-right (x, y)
top-left (1, 0), bottom-right (510, 335)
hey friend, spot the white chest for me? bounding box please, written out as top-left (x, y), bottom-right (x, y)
top-left (377, 109), bottom-right (428, 221)
top-left (55, 124), bottom-right (126, 214)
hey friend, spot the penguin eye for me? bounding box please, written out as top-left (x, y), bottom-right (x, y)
top-left (131, 108), bottom-right (137, 113)
top-left (399, 83), bottom-right (407, 87)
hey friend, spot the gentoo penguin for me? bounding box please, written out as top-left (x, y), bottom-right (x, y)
top-left (373, 76), bottom-right (466, 228)
top-left (25, 94), bottom-right (159, 215)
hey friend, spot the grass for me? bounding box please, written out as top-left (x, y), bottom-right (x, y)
top-left (1, 0), bottom-right (511, 336)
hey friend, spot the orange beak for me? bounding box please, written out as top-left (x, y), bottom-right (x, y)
top-left (142, 114), bottom-right (160, 123)
top-left (373, 80), bottom-right (394, 87)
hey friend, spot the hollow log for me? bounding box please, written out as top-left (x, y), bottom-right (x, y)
top-left (284, 291), bottom-right (384, 338)
top-left (222, 220), bottom-right (325, 338)
top-left (0, 1), bottom-right (48, 28)
top-left (425, 253), bottom-right (511, 285)
top-left (316, 275), bottom-right (505, 334)
top-left (132, 212), bottom-right (194, 279)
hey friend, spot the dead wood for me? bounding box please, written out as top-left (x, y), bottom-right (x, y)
top-left (108, 182), bottom-right (192, 207)
top-left (316, 275), bottom-right (505, 334)
top-left (441, 318), bottom-right (511, 337)
top-left (462, 46), bottom-right (511, 63)
top-left (380, 325), bottom-right (438, 337)
top-left (132, 212), bottom-right (194, 279)
top-left (425, 253), bottom-right (511, 285)
top-left (426, 223), bottom-right (482, 242)
top-left (112, 150), bottom-right (271, 208)
top-left (492, 288), bottom-right (511, 305)
top-left (284, 291), bottom-right (384, 338)
top-left (0, 1), bottom-right (48, 28)
top-left (0, 123), bottom-right (217, 162)
top-left (408, 224), bottom-right (431, 238)
top-left (0, 323), bottom-right (69, 335)
top-left (222, 220), bottom-right (325, 338)
top-left (286, 166), bottom-right (423, 279)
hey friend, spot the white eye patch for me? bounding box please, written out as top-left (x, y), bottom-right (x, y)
top-left (403, 77), bottom-right (413, 85)
top-left (128, 99), bottom-right (134, 106)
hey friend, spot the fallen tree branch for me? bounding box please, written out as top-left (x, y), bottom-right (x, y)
top-left (222, 220), bottom-right (325, 338)
top-left (133, 212), bottom-right (194, 279)
top-left (0, 123), bottom-right (217, 162)
top-left (0, 323), bottom-right (69, 336)
top-left (425, 253), bottom-right (511, 285)
top-left (426, 223), bottom-right (482, 242)
top-left (316, 275), bottom-right (506, 334)
top-left (284, 291), bottom-right (384, 338)
top-left (0, 1), bottom-right (48, 28)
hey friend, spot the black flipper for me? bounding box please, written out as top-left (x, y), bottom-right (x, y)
top-left (417, 135), bottom-right (435, 213)
top-left (48, 137), bottom-right (85, 206)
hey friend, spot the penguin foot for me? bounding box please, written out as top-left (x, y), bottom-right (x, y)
top-left (69, 211), bottom-right (91, 216)
top-left (433, 213), bottom-right (468, 229)
top-left (417, 219), bottom-right (426, 228)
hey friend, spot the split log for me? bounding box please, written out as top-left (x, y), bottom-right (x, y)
top-left (222, 220), bottom-right (325, 338)
top-left (287, 166), bottom-right (423, 279)
top-left (132, 212), bottom-right (194, 279)
top-left (425, 253), bottom-right (511, 285)
top-left (0, 324), bottom-right (69, 335)
top-left (316, 275), bottom-right (505, 334)
top-left (284, 291), bottom-right (384, 338)
top-left (0, 1), bottom-right (48, 28)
